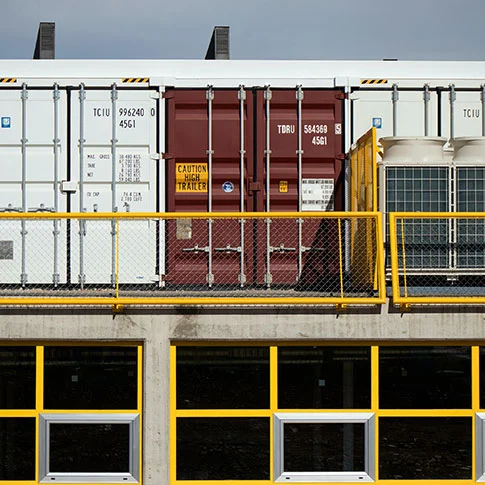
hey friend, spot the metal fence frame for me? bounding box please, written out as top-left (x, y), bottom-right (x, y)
top-left (0, 211), bottom-right (386, 309)
top-left (389, 212), bottom-right (485, 306)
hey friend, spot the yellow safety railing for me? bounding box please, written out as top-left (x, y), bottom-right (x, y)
top-left (0, 212), bottom-right (385, 309)
top-left (389, 212), bottom-right (485, 306)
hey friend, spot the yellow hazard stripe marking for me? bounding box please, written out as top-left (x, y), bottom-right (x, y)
top-left (360, 79), bottom-right (388, 85)
top-left (0, 78), bottom-right (17, 83)
top-left (122, 78), bottom-right (149, 83)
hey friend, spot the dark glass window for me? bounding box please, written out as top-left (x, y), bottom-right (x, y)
top-left (379, 417), bottom-right (472, 479)
top-left (278, 347), bottom-right (371, 409)
top-left (44, 346), bottom-right (137, 410)
top-left (0, 346), bottom-right (35, 409)
top-left (176, 347), bottom-right (269, 409)
top-left (49, 423), bottom-right (130, 473)
top-left (177, 418), bottom-right (270, 480)
top-left (284, 423), bottom-right (365, 472)
top-left (379, 346), bottom-right (471, 408)
top-left (0, 418), bottom-right (35, 480)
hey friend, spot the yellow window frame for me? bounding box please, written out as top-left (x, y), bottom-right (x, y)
top-left (0, 341), bottom-right (143, 485)
top-left (171, 342), bottom-right (481, 485)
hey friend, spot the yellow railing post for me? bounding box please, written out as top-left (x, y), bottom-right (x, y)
top-left (400, 218), bottom-right (408, 299)
top-left (389, 213), bottom-right (401, 305)
top-left (337, 218), bottom-right (345, 299)
top-left (116, 218), bottom-right (120, 299)
top-left (113, 218), bottom-right (123, 313)
top-left (375, 212), bottom-right (386, 301)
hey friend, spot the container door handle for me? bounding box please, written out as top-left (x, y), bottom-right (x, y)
top-left (214, 244), bottom-right (241, 253)
top-left (269, 243), bottom-right (296, 253)
top-left (182, 244), bottom-right (210, 254)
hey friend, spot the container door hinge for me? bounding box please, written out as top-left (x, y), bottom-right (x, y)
top-left (153, 274), bottom-right (169, 285)
top-left (162, 91), bottom-right (175, 99)
top-left (161, 153), bottom-right (175, 160)
top-left (158, 274), bottom-right (167, 288)
top-left (150, 153), bottom-right (161, 160)
top-left (335, 92), bottom-right (348, 100)
top-left (248, 181), bottom-right (262, 194)
top-left (336, 153), bottom-right (346, 161)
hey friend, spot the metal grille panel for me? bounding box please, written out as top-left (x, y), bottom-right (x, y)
top-left (386, 167), bottom-right (449, 269)
top-left (456, 168), bottom-right (485, 268)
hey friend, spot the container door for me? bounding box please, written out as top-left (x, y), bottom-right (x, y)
top-left (165, 88), bottom-right (254, 287)
top-left (0, 85), bottom-right (68, 285)
top-left (254, 88), bottom-right (344, 288)
top-left (70, 86), bottom-right (158, 286)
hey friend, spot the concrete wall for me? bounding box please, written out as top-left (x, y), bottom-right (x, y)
top-left (1, 301), bottom-right (484, 484)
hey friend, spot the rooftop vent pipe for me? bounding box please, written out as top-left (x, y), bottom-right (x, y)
top-left (33, 22), bottom-right (55, 59)
top-left (205, 26), bottom-right (229, 60)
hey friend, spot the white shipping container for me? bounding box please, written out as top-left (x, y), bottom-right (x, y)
top-left (0, 83), bottom-right (159, 288)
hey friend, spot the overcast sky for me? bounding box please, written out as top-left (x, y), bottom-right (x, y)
top-left (1, 0), bottom-right (484, 61)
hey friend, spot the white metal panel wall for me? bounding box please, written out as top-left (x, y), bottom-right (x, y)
top-left (352, 89), bottom-right (438, 141)
top-left (0, 87), bottom-right (68, 285)
top-left (70, 87), bottom-right (158, 286)
top-left (441, 90), bottom-right (483, 140)
top-left (353, 85), bottom-right (485, 144)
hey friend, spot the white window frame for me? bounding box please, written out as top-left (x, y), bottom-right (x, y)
top-left (477, 413), bottom-right (485, 481)
top-left (274, 412), bottom-right (375, 483)
top-left (39, 413), bottom-right (140, 484)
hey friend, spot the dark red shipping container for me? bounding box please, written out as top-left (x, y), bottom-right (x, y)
top-left (165, 87), bottom-right (344, 288)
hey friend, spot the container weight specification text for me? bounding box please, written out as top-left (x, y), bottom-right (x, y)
top-left (119, 154), bottom-right (142, 182)
top-left (302, 178), bottom-right (335, 211)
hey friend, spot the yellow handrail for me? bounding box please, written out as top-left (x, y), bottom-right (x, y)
top-left (0, 211), bottom-right (381, 220)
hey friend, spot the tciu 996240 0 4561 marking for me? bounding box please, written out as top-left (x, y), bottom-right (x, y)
top-left (118, 106), bottom-right (156, 128)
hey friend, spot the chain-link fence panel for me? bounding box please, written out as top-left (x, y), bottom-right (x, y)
top-left (0, 213), bottom-right (385, 306)
top-left (389, 213), bottom-right (485, 302)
